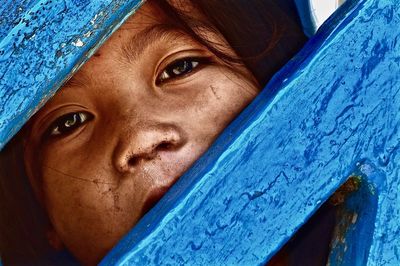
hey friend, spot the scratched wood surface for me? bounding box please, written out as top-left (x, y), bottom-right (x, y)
top-left (0, 0), bottom-right (143, 149)
top-left (100, 0), bottom-right (400, 265)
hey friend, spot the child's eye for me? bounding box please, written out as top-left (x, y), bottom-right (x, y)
top-left (157, 57), bottom-right (207, 84)
top-left (47, 112), bottom-right (93, 137)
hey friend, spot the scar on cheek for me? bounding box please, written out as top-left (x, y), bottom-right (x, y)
top-left (210, 85), bottom-right (221, 100)
top-left (94, 52), bottom-right (101, 57)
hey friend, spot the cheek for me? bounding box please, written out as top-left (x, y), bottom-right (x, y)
top-left (182, 70), bottom-right (258, 141)
top-left (39, 153), bottom-right (147, 259)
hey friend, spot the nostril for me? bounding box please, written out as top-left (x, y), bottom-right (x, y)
top-left (156, 141), bottom-right (173, 151)
top-left (126, 142), bottom-right (173, 167)
top-left (128, 156), bottom-right (140, 167)
top-left (118, 127), bottom-right (185, 171)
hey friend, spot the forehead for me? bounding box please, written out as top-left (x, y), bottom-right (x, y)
top-left (96, 2), bottom-right (182, 61)
top-left (100, 0), bottom-right (203, 54)
top-left (93, 2), bottom-right (165, 54)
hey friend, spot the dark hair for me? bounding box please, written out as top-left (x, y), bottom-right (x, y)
top-left (0, 131), bottom-right (55, 265)
top-left (0, 0), bottom-right (307, 264)
top-left (158, 0), bottom-right (306, 86)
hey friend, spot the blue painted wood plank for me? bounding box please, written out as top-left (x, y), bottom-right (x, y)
top-left (1, 0), bottom-right (399, 265)
top-left (0, 0), bottom-right (144, 149)
top-left (100, 0), bottom-right (400, 265)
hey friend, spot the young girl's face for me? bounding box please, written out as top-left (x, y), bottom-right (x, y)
top-left (24, 1), bottom-right (259, 264)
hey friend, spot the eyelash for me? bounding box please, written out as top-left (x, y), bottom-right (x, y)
top-left (45, 111), bottom-right (94, 138)
top-left (156, 56), bottom-right (211, 85)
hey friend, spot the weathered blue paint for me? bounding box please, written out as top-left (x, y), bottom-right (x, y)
top-left (99, 0), bottom-right (400, 265)
top-left (0, 0), bottom-right (144, 150)
top-left (1, 0), bottom-right (399, 265)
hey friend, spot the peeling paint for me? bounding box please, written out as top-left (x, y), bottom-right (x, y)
top-left (72, 38), bottom-right (84, 47)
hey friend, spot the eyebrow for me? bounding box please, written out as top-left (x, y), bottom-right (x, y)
top-left (121, 24), bottom-right (187, 63)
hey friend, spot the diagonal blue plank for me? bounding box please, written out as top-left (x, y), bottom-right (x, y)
top-left (100, 0), bottom-right (400, 265)
top-left (0, 0), bottom-right (144, 149)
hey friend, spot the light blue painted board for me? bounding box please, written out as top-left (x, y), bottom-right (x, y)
top-left (101, 0), bottom-right (400, 265)
top-left (0, 0), bottom-right (144, 149)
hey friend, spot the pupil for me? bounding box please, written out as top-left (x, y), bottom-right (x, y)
top-left (65, 114), bottom-right (78, 127)
top-left (172, 61), bottom-right (190, 75)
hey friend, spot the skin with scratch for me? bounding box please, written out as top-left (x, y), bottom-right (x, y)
top-left (23, 1), bottom-right (259, 265)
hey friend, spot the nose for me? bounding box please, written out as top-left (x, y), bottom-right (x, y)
top-left (113, 123), bottom-right (187, 173)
